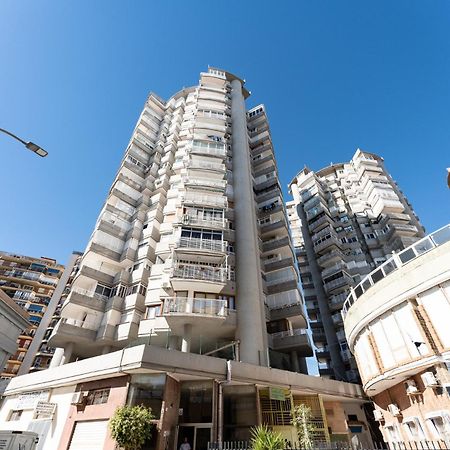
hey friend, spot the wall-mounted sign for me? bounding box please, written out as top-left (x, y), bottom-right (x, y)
top-left (34, 401), bottom-right (57, 419)
top-left (16, 391), bottom-right (50, 410)
top-left (269, 387), bottom-right (286, 401)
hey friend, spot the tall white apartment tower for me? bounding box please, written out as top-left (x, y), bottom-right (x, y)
top-left (49, 68), bottom-right (311, 372)
top-left (287, 149), bottom-right (424, 382)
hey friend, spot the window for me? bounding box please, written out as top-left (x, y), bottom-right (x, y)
top-left (86, 388), bottom-right (110, 405)
top-left (8, 410), bottom-right (22, 421)
top-left (146, 305), bottom-right (161, 319)
top-left (384, 424), bottom-right (401, 442)
top-left (403, 418), bottom-right (425, 440)
top-left (95, 284), bottom-right (112, 298)
top-left (427, 413), bottom-right (450, 440)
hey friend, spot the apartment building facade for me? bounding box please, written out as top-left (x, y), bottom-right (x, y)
top-left (343, 224), bottom-right (450, 445)
top-left (49, 67), bottom-right (311, 373)
top-left (0, 252), bottom-right (65, 377)
top-left (288, 149), bottom-right (424, 382)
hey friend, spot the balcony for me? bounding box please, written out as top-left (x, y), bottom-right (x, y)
top-left (187, 160), bottom-right (225, 173)
top-left (189, 144), bottom-right (227, 159)
top-left (264, 257), bottom-right (293, 272)
top-left (172, 265), bottom-right (230, 283)
top-left (262, 236), bottom-right (290, 253)
top-left (317, 249), bottom-right (345, 268)
top-left (269, 328), bottom-right (312, 356)
top-left (164, 297), bottom-right (227, 318)
top-left (182, 192), bottom-right (227, 208)
top-left (49, 317), bottom-right (98, 348)
top-left (323, 274), bottom-right (352, 294)
top-left (183, 177), bottom-right (227, 191)
top-left (331, 313), bottom-right (344, 326)
top-left (176, 237), bottom-right (227, 253)
top-left (177, 214), bottom-right (227, 229)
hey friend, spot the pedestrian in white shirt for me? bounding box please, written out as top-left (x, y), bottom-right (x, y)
top-left (180, 437), bottom-right (191, 450)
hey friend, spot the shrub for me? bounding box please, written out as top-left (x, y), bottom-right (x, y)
top-left (109, 404), bottom-right (154, 450)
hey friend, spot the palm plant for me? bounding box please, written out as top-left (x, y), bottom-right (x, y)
top-left (250, 425), bottom-right (285, 450)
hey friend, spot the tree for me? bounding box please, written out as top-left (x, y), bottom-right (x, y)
top-left (109, 405), bottom-right (154, 450)
top-left (250, 425), bottom-right (285, 450)
top-left (291, 404), bottom-right (317, 449)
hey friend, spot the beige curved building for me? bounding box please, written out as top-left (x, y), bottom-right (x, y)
top-left (343, 225), bottom-right (450, 444)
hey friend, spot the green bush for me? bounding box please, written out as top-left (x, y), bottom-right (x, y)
top-left (109, 405), bottom-right (154, 450)
top-left (250, 425), bottom-right (285, 450)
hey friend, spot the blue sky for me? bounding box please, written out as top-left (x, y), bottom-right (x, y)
top-left (0, 0), bottom-right (449, 264)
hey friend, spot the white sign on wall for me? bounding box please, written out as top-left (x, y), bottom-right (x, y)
top-left (16, 391), bottom-right (50, 410)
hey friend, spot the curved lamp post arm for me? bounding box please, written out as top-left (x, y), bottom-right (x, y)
top-left (0, 127), bottom-right (48, 157)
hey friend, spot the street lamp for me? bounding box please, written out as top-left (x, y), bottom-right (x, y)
top-left (0, 127), bottom-right (48, 157)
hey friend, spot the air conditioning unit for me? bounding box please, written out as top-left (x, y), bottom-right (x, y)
top-left (373, 409), bottom-right (384, 421)
top-left (421, 371), bottom-right (439, 388)
top-left (387, 403), bottom-right (401, 417)
top-left (405, 379), bottom-right (419, 395)
top-left (71, 391), bottom-right (88, 405)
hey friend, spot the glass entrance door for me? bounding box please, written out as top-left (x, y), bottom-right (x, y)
top-left (177, 426), bottom-right (211, 450)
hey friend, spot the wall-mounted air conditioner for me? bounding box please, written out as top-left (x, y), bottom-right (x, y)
top-left (421, 371), bottom-right (439, 388)
top-left (373, 409), bottom-right (384, 421)
top-left (405, 379), bottom-right (419, 395)
top-left (387, 404), bottom-right (401, 417)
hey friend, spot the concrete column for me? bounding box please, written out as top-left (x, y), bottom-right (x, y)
top-left (181, 324), bottom-right (192, 353)
top-left (101, 346), bottom-right (111, 355)
top-left (18, 251), bottom-right (82, 375)
top-left (49, 348), bottom-right (64, 368)
top-left (61, 342), bottom-right (74, 365)
top-left (231, 78), bottom-right (268, 366)
top-left (168, 335), bottom-right (179, 351)
top-left (291, 350), bottom-right (300, 373)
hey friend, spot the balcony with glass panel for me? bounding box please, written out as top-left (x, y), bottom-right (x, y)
top-left (268, 328), bottom-right (312, 356)
top-left (170, 262), bottom-right (234, 293)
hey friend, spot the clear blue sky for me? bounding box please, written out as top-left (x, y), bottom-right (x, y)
top-left (1, 0), bottom-right (449, 264)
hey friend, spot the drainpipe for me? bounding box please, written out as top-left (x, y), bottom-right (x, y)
top-left (217, 360), bottom-right (232, 447)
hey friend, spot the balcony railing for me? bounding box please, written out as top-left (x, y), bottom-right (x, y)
top-left (71, 287), bottom-right (109, 302)
top-left (183, 192), bottom-right (227, 208)
top-left (177, 237), bottom-right (227, 253)
top-left (172, 266), bottom-right (232, 283)
top-left (183, 177), bottom-right (227, 190)
top-left (189, 145), bottom-right (227, 158)
top-left (163, 297), bottom-right (227, 317)
top-left (342, 224), bottom-right (450, 318)
top-left (178, 214), bottom-right (226, 229)
top-left (187, 160), bottom-right (225, 172)
top-left (270, 328), bottom-right (308, 339)
top-left (60, 317), bottom-right (98, 330)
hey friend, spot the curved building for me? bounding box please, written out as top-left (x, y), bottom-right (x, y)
top-left (343, 225), bottom-right (450, 444)
top-left (49, 67), bottom-right (311, 372)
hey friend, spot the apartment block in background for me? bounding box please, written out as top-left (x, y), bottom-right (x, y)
top-left (49, 67), bottom-right (311, 373)
top-left (0, 252), bottom-right (65, 377)
top-left (288, 149), bottom-right (424, 382)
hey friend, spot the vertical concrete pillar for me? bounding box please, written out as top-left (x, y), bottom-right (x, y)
top-left (181, 324), bottom-right (192, 353)
top-left (291, 350), bottom-right (300, 373)
top-left (49, 347), bottom-right (64, 368)
top-left (61, 342), bottom-right (74, 365)
top-left (231, 78), bottom-right (268, 366)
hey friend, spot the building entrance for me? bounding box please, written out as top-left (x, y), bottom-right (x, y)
top-left (177, 425), bottom-right (212, 450)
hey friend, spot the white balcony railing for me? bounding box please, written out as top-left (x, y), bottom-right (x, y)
top-left (187, 160), bottom-right (225, 172)
top-left (342, 224), bottom-right (450, 318)
top-left (163, 297), bottom-right (227, 317)
top-left (178, 214), bottom-right (226, 229)
top-left (177, 237), bottom-right (227, 253)
top-left (183, 192), bottom-right (227, 208)
top-left (71, 287), bottom-right (109, 302)
top-left (60, 317), bottom-right (98, 330)
top-left (172, 266), bottom-right (231, 283)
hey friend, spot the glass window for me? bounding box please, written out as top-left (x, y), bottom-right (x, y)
top-left (179, 381), bottom-right (213, 423)
top-left (86, 388), bottom-right (110, 405)
top-left (129, 374), bottom-right (165, 419)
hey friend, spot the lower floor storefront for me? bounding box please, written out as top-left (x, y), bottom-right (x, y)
top-left (0, 344), bottom-right (374, 450)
